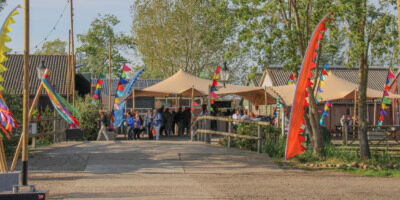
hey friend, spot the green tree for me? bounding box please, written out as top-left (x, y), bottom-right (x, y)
top-left (75, 94), bottom-right (103, 140)
top-left (132, 0), bottom-right (236, 78)
top-left (35, 38), bottom-right (66, 55)
top-left (232, 0), bottom-right (338, 156)
top-left (335, 0), bottom-right (398, 158)
top-left (76, 14), bottom-right (133, 76)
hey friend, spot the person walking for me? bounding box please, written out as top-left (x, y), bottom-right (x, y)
top-left (145, 109), bottom-right (153, 140)
top-left (97, 110), bottom-right (109, 141)
top-left (126, 112), bottom-right (134, 140)
top-left (153, 108), bottom-right (162, 140)
top-left (133, 112), bottom-right (142, 140)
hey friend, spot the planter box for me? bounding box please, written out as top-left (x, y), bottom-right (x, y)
top-left (0, 172), bottom-right (19, 192)
top-left (66, 128), bottom-right (83, 141)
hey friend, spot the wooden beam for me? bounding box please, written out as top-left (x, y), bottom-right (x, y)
top-left (11, 69), bottom-right (51, 172)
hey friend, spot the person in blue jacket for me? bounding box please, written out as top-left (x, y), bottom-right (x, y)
top-left (153, 108), bottom-right (162, 141)
top-left (126, 112), bottom-right (134, 140)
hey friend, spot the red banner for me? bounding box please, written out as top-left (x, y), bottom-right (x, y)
top-left (285, 13), bottom-right (332, 160)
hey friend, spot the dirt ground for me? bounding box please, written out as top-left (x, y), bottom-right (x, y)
top-left (8, 139), bottom-right (400, 199)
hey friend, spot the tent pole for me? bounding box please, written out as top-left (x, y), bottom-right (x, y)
top-left (264, 87), bottom-right (268, 116)
top-left (353, 90), bottom-right (357, 138)
top-left (108, 40), bottom-right (112, 112)
top-left (132, 88), bottom-right (135, 110)
top-left (175, 94), bottom-right (178, 134)
top-left (11, 69), bottom-right (51, 172)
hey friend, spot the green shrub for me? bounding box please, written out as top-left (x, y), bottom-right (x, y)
top-left (75, 94), bottom-right (103, 140)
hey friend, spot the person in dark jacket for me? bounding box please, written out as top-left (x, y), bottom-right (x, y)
top-left (160, 106), bottom-right (166, 136)
top-left (183, 107), bottom-right (191, 135)
top-left (177, 107), bottom-right (184, 136)
top-left (165, 108), bottom-right (173, 136)
top-left (171, 108), bottom-right (177, 136)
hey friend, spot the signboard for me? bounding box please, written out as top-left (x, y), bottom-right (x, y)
top-left (29, 122), bottom-right (37, 135)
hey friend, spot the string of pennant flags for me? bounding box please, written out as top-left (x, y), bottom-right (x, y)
top-left (92, 74), bottom-right (104, 104)
top-left (317, 64), bottom-right (332, 126)
top-left (377, 68), bottom-right (396, 126)
top-left (288, 74), bottom-right (295, 85)
top-left (207, 66), bottom-right (220, 113)
top-left (114, 64), bottom-right (131, 110)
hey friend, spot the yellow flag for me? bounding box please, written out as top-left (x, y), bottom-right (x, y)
top-left (382, 104), bottom-right (387, 109)
top-left (115, 98), bottom-right (120, 104)
top-left (320, 81), bottom-right (325, 87)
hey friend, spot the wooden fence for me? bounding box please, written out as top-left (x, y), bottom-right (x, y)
top-left (190, 116), bottom-right (271, 153)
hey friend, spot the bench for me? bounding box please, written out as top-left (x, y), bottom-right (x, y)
top-left (66, 128), bottom-right (84, 141)
top-left (367, 130), bottom-right (387, 144)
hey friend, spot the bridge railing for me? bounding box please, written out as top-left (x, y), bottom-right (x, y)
top-left (190, 116), bottom-right (270, 153)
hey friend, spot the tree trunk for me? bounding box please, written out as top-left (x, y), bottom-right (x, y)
top-left (307, 87), bottom-right (322, 155)
top-left (358, 55), bottom-right (371, 159)
top-left (357, 0), bottom-right (371, 159)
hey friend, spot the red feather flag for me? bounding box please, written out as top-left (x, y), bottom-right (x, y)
top-left (285, 13), bottom-right (332, 160)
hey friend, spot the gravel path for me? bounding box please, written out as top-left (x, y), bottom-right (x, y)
top-left (11, 139), bottom-right (400, 199)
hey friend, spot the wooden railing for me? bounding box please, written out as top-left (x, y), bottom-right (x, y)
top-left (190, 115), bottom-right (271, 153)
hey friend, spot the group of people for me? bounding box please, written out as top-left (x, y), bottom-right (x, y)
top-left (98, 106), bottom-right (276, 141)
top-left (340, 114), bottom-right (357, 133)
top-left (123, 106), bottom-right (192, 141)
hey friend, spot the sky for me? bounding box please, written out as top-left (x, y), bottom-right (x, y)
top-left (2, 0), bottom-right (133, 54)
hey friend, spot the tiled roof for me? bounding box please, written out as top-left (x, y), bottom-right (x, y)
top-left (2, 54), bottom-right (69, 95)
top-left (266, 65), bottom-right (398, 90)
top-left (93, 78), bottom-right (162, 95)
top-left (252, 73), bottom-right (264, 86)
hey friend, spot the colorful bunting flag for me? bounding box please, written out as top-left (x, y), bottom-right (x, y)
top-left (377, 68), bottom-right (396, 126)
top-left (42, 76), bottom-right (80, 128)
top-left (210, 66), bottom-right (220, 105)
top-left (113, 64), bottom-right (131, 110)
top-left (92, 74), bottom-right (104, 104)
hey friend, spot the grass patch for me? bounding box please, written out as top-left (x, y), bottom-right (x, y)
top-left (218, 124), bottom-right (400, 177)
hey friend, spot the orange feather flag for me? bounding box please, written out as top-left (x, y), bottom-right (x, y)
top-left (285, 13), bottom-right (332, 160)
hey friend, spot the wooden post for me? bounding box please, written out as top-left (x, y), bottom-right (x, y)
top-left (0, 136), bottom-right (7, 173)
top-left (373, 100), bottom-right (377, 125)
top-left (281, 106), bottom-right (285, 136)
top-left (343, 121), bottom-right (348, 145)
top-left (10, 69), bottom-right (51, 172)
top-left (190, 86), bottom-right (194, 136)
top-left (66, 29), bottom-right (71, 102)
top-left (228, 116), bottom-right (232, 148)
top-left (353, 90), bottom-right (357, 139)
top-left (21, 0), bottom-right (30, 185)
top-left (70, 0), bottom-right (76, 106)
top-left (264, 87), bottom-right (268, 116)
top-left (175, 94), bottom-right (178, 134)
top-left (132, 88), bottom-right (135, 110)
top-left (108, 40), bottom-right (112, 112)
top-left (257, 124), bottom-right (262, 153)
